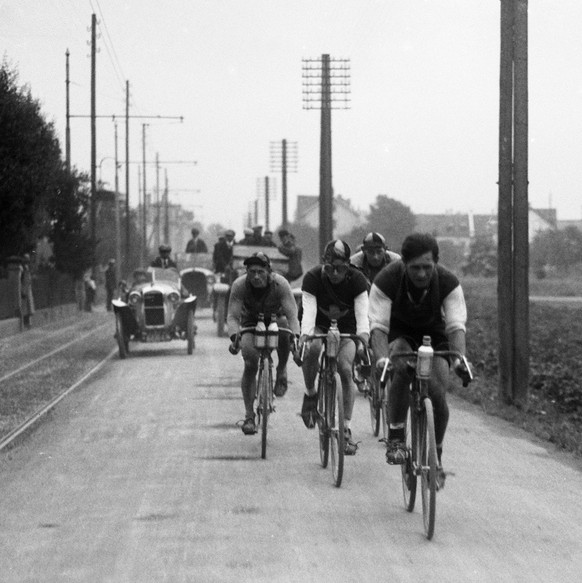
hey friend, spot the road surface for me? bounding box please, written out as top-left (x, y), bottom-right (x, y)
top-left (0, 309), bottom-right (581, 582)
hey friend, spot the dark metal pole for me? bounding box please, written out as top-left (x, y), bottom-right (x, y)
top-left (142, 124), bottom-right (147, 265)
top-left (114, 122), bottom-right (121, 277)
top-left (164, 169), bottom-right (169, 244)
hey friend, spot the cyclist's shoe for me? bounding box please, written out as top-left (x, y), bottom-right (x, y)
top-left (300, 393), bottom-right (318, 429)
top-left (241, 416), bottom-right (257, 435)
top-left (273, 372), bottom-right (288, 397)
top-left (344, 428), bottom-right (359, 455)
top-left (385, 439), bottom-right (407, 465)
top-left (355, 379), bottom-right (367, 394)
top-left (436, 465), bottom-right (446, 491)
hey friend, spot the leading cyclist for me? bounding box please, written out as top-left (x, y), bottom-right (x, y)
top-left (296, 240), bottom-right (370, 455)
top-left (227, 251), bottom-right (300, 435)
top-left (369, 232), bottom-right (470, 487)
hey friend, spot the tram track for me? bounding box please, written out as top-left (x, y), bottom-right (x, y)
top-left (0, 311), bottom-right (116, 449)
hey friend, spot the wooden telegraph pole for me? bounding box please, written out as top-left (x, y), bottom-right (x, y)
top-left (498, 0), bottom-right (529, 406)
top-left (270, 139), bottom-right (298, 229)
top-left (302, 55), bottom-right (351, 256)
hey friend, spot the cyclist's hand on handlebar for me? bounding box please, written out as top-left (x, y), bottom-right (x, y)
top-left (453, 357), bottom-right (472, 387)
top-left (228, 334), bottom-right (241, 355)
top-left (293, 335), bottom-right (307, 366)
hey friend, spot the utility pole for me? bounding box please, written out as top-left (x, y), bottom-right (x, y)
top-left (302, 55), bottom-right (351, 255)
top-left (114, 122), bottom-right (121, 277)
top-left (270, 139), bottom-right (298, 229)
top-left (164, 170), bottom-right (169, 244)
top-left (125, 81), bottom-right (130, 269)
top-left (155, 152), bottom-right (160, 249)
top-left (256, 177), bottom-right (276, 231)
top-left (142, 124), bottom-right (148, 265)
top-left (498, 0), bottom-right (529, 406)
top-left (65, 49), bottom-right (71, 174)
top-left (90, 13), bottom-right (97, 273)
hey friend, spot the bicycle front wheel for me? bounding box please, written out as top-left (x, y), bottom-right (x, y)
top-left (317, 364), bottom-right (329, 468)
top-left (418, 397), bottom-right (438, 540)
top-left (257, 359), bottom-right (271, 459)
top-left (401, 406), bottom-right (417, 512)
top-left (328, 372), bottom-right (345, 488)
top-left (368, 377), bottom-right (381, 436)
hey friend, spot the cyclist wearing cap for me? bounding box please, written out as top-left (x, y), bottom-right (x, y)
top-left (151, 244), bottom-right (177, 269)
top-left (369, 232), bottom-right (470, 487)
top-left (350, 232), bottom-right (400, 289)
top-left (227, 252), bottom-right (301, 435)
top-left (296, 240), bottom-right (370, 455)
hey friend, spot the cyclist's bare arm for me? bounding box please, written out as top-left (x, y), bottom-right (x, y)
top-left (279, 280), bottom-right (301, 336)
top-left (226, 278), bottom-right (245, 339)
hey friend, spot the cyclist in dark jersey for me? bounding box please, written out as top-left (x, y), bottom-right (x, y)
top-left (227, 252), bottom-right (300, 435)
top-left (350, 232), bottom-right (401, 290)
top-left (297, 240), bottom-right (370, 455)
top-left (369, 233), bottom-right (470, 488)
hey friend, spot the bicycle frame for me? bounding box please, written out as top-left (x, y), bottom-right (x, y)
top-left (238, 325), bottom-right (294, 459)
top-left (300, 320), bottom-right (370, 487)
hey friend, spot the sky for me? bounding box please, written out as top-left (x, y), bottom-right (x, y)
top-left (2, 0), bottom-right (582, 238)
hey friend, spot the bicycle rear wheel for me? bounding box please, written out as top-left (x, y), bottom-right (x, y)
top-left (328, 372), bottom-right (344, 488)
top-left (256, 359), bottom-right (271, 459)
top-left (317, 362), bottom-right (329, 468)
top-left (401, 406), bottom-right (417, 512)
top-left (419, 397), bottom-right (437, 539)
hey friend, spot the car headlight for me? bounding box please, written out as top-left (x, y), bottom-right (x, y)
top-left (168, 292), bottom-right (180, 304)
top-left (128, 291), bottom-right (141, 305)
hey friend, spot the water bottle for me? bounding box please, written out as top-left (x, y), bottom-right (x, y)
top-left (416, 336), bottom-right (434, 379)
top-left (327, 320), bottom-right (341, 358)
top-left (254, 313), bottom-right (266, 349)
top-left (266, 314), bottom-right (279, 349)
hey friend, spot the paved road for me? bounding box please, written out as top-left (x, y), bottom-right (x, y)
top-left (1, 309), bottom-right (581, 582)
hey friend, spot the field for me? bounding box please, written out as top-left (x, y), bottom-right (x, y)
top-left (456, 277), bottom-right (582, 458)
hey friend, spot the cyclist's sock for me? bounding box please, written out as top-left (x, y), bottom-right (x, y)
top-left (437, 444), bottom-right (443, 464)
top-left (344, 419), bottom-right (351, 430)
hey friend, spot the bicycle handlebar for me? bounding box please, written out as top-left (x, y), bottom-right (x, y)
top-left (379, 350), bottom-right (473, 387)
top-left (297, 330), bottom-right (370, 367)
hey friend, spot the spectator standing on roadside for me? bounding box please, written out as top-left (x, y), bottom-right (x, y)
top-left (185, 227), bottom-right (208, 254)
top-left (278, 229), bottom-right (303, 283)
top-left (20, 253), bottom-right (35, 328)
top-left (84, 272), bottom-right (97, 312)
top-left (105, 259), bottom-right (117, 311)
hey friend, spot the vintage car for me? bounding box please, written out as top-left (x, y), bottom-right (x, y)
top-left (112, 266), bottom-right (197, 358)
top-left (211, 244), bottom-right (301, 337)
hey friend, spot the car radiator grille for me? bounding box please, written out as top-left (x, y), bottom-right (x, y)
top-left (144, 291), bottom-right (165, 326)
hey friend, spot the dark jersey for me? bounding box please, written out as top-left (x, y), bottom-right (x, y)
top-left (372, 260), bottom-right (460, 343)
top-left (301, 265), bottom-right (368, 334)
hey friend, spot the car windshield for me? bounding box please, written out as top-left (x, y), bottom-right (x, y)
top-left (149, 267), bottom-right (180, 286)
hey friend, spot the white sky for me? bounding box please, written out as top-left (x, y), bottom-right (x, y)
top-left (2, 0), bottom-right (582, 237)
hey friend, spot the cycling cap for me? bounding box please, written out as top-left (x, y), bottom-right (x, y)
top-left (362, 232), bottom-right (386, 248)
top-left (243, 251), bottom-right (271, 269)
top-left (323, 240), bottom-right (351, 263)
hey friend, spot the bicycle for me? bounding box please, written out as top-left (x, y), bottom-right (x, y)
top-left (299, 319), bottom-right (370, 487)
top-left (380, 338), bottom-right (472, 539)
top-left (236, 321), bottom-right (295, 459)
top-left (354, 359), bottom-right (388, 440)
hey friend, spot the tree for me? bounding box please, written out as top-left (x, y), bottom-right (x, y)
top-left (462, 235), bottom-right (497, 277)
top-left (47, 170), bottom-right (94, 279)
top-left (346, 195), bottom-right (416, 253)
top-left (531, 226), bottom-right (582, 276)
top-left (0, 60), bottom-right (64, 261)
